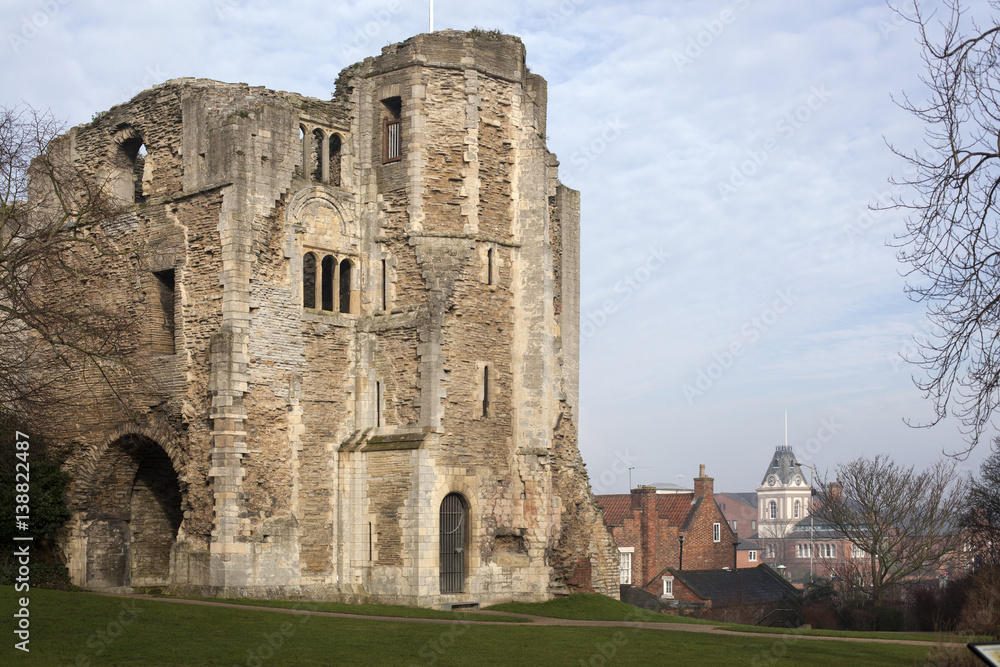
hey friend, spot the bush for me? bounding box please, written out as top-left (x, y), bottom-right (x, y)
top-left (958, 567), bottom-right (1000, 638)
top-left (848, 606), bottom-right (904, 631)
top-left (0, 412), bottom-right (72, 589)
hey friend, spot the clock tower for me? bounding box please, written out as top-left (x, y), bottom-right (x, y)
top-left (756, 445), bottom-right (812, 540)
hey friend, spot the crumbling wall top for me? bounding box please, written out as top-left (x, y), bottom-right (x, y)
top-left (364, 30), bottom-right (528, 84)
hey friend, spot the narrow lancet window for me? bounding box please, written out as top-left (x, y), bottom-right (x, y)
top-left (321, 255), bottom-right (335, 312)
top-left (303, 253), bottom-right (317, 308)
top-left (339, 258), bottom-right (352, 314)
top-left (482, 365), bottom-right (490, 417)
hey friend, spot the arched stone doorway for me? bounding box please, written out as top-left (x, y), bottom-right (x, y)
top-left (439, 493), bottom-right (468, 594)
top-left (83, 435), bottom-right (183, 589)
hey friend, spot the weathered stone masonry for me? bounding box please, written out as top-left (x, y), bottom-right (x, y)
top-left (43, 31), bottom-right (618, 607)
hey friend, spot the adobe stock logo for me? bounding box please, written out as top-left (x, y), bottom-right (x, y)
top-left (682, 289), bottom-right (794, 403)
top-left (7, 0), bottom-right (70, 53)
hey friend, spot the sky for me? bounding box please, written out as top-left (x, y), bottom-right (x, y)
top-left (2, 0), bottom-right (996, 494)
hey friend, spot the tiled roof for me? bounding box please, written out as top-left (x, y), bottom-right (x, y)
top-left (594, 493), bottom-right (699, 528)
top-left (670, 565), bottom-right (800, 607)
top-left (657, 493), bottom-right (697, 526)
top-left (595, 494), bottom-right (631, 526)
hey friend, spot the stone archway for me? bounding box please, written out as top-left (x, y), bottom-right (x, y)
top-left (82, 435), bottom-right (183, 589)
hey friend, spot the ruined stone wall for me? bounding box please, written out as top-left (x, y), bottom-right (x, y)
top-left (40, 30), bottom-right (618, 606)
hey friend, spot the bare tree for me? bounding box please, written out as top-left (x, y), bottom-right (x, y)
top-left (0, 104), bottom-right (138, 420)
top-left (889, 0), bottom-right (1000, 452)
top-left (961, 439), bottom-right (1000, 568)
top-left (813, 455), bottom-right (968, 606)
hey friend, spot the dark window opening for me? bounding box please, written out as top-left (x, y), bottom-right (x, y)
top-left (299, 125), bottom-right (306, 176)
top-left (339, 258), bottom-right (353, 314)
top-left (329, 134), bottom-right (342, 186)
top-left (382, 97), bottom-right (402, 163)
top-left (151, 269), bottom-right (175, 355)
top-left (487, 248), bottom-right (494, 285)
top-left (482, 365), bottom-right (490, 417)
top-left (381, 259), bottom-right (387, 311)
top-left (440, 493), bottom-right (467, 594)
top-left (376, 380), bottom-right (382, 427)
top-left (312, 128), bottom-right (325, 181)
top-left (302, 253), bottom-right (317, 308)
top-left (321, 255), bottom-right (335, 312)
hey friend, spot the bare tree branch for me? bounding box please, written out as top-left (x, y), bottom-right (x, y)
top-left (888, 0), bottom-right (1000, 453)
top-left (813, 455), bottom-right (968, 606)
top-left (0, 104), bottom-right (142, 423)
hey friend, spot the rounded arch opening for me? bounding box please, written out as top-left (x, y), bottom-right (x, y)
top-left (439, 492), bottom-right (468, 594)
top-left (82, 435), bottom-right (183, 589)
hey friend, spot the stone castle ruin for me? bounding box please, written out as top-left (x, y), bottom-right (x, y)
top-left (39, 31), bottom-right (619, 607)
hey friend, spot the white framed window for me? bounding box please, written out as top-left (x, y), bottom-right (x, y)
top-left (618, 547), bottom-right (633, 585)
top-left (769, 501), bottom-right (777, 519)
top-left (731, 520), bottom-right (737, 531)
top-left (662, 576), bottom-right (674, 598)
top-left (748, 550), bottom-right (757, 562)
top-left (794, 500), bottom-right (801, 519)
top-left (751, 520), bottom-right (756, 531)
top-left (851, 544), bottom-right (866, 559)
top-left (713, 522), bottom-right (721, 543)
top-left (766, 544), bottom-right (775, 559)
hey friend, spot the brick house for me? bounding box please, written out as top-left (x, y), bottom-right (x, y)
top-left (596, 465), bottom-right (737, 597)
top-left (715, 492), bottom-right (759, 541)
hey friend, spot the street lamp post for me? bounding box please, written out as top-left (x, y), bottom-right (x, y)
top-left (795, 460), bottom-right (816, 582)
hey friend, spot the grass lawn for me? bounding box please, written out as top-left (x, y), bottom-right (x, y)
top-left (486, 593), bottom-right (714, 624)
top-left (2, 587), bottom-right (935, 666)
top-left (181, 596), bottom-right (528, 622)
top-left (720, 622), bottom-right (992, 644)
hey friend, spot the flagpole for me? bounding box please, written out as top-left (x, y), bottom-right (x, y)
top-left (430, 0), bottom-right (434, 32)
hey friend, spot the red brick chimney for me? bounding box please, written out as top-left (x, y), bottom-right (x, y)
top-left (693, 464), bottom-right (713, 499)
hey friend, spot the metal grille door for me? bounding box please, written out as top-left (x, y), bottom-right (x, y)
top-left (439, 493), bottom-right (466, 593)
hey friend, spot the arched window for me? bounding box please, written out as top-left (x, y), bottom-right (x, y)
top-left (439, 493), bottom-right (467, 593)
top-left (329, 133), bottom-right (342, 186)
top-left (794, 500), bottom-right (801, 519)
top-left (302, 252), bottom-right (317, 309)
top-left (339, 258), bottom-right (353, 314)
top-left (321, 255), bottom-right (335, 312)
top-left (769, 500), bottom-right (777, 520)
top-left (312, 128), bottom-right (325, 181)
top-left (112, 126), bottom-right (146, 204)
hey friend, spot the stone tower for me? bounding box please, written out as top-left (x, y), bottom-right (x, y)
top-left (40, 31), bottom-right (619, 607)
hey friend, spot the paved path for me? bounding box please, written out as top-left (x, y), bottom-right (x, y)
top-left (95, 592), bottom-right (962, 647)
